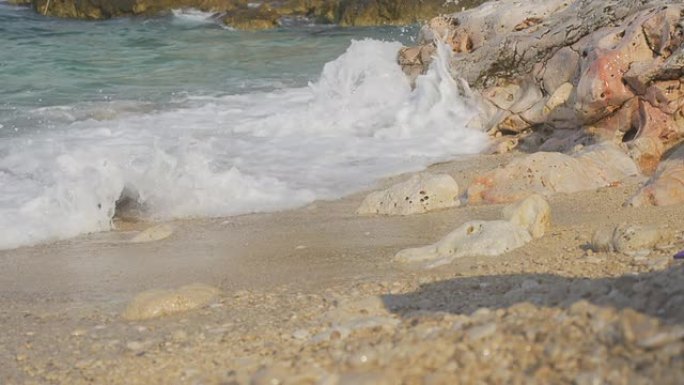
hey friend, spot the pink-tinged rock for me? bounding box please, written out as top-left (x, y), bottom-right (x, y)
top-left (629, 143), bottom-right (684, 207)
top-left (467, 144), bottom-right (639, 204)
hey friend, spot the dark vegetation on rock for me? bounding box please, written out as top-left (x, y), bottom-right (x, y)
top-left (25, 0), bottom-right (488, 30)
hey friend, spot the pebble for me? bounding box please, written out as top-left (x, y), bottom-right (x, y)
top-left (466, 322), bottom-right (497, 341)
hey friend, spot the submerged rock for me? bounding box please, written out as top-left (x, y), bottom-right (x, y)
top-left (122, 283), bottom-right (220, 320)
top-left (467, 143), bottom-right (638, 204)
top-left (130, 223), bottom-right (174, 243)
top-left (357, 173), bottom-right (460, 216)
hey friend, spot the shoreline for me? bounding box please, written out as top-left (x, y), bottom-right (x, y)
top-left (2, 151), bottom-right (683, 383)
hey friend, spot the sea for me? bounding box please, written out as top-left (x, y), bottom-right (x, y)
top-left (0, 3), bottom-right (488, 250)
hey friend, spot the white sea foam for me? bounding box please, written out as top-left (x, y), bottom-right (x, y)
top-left (0, 39), bottom-right (488, 250)
top-left (171, 8), bottom-right (218, 24)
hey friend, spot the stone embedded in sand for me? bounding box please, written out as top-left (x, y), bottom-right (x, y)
top-left (130, 223), bottom-right (174, 243)
top-left (122, 283), bottom-right (220, 321)
top-left (395, 220), bottom-right (532, 265)
top-left (357, 173), bottom-right (460, 216)
top-left (591, 224), bottom-right (674, 255)
top-left (611, 224), bottom-right (673, 256)
top-left (467, 144), bottom-right (639, 204)
top-left (502, 194), bottom-right (551, 239)
top-left (629, 143), bottom-right (684, 207)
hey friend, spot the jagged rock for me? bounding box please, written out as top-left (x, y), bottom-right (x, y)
top-left (122, 283), bottom-right (220, 320)
top-left (629, 142), bottom-right (684, 207)
top-left (401, 0), bottom-right (684, 162)
top-left (395, 195), bottom-right (551, 266)
top-left (467, 143), bottom-right (639, 204)
top-left (502, 194), bottom-right (551, 239)
top-left (357, 173), bottom-right (460, 216)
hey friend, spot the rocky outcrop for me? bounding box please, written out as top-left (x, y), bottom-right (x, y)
top-left (629, 142), bottom-right (684, 207)
top-left (400, 0), bottom-right (684, 173)
top-left (467, 143), bottom-right (639, 204)
top-left (29, 0), bottom-right (479, 30)
top-left (395, 195), bottom-right (550, 267)
top-left (357, 173), bottom-right (460, 216)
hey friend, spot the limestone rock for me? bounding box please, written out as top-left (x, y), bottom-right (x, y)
top-left (357, 173), bottom-right (460, 216)
top-left (611, 224), bottom-right (674, 255)
top-left (467, 144), bottom-right (639, 204)
top-left (591, 224), bottom-right (674, 255)
top-left (400, 0), bottom-right (684, 159)
top-left (629, 142), bottom-right (684, 207)
top-left (122, 283), bottom-right (220, 320)
top-left (502, 194), bottom-right (551, 238)
top-left (394, 220), bottom-right (532, 266)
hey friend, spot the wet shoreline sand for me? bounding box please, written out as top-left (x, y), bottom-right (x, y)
top-left (2, 152), bottom-right (684, 384)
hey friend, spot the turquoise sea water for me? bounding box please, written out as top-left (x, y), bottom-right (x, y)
top-left (0, 3), bottom-right (487, 249)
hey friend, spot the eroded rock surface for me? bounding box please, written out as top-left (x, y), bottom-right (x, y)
top-left (357, 173), bottom-right (460, 216)
top-left (467, 143), bottom-right (639, 204)
top-left (630, 142), bottom-right (684, 206)
top-left (592, 224), bottom-right (675, 255)
top-left (395, 195), bottom-right (550, 267)
top-left (401, 0), bottom-right (684, 170)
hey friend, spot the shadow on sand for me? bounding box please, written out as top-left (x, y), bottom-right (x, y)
top-left (382, 263), bottom-right (684, 324)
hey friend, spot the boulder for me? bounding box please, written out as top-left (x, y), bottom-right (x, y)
top-left (467, 143), bottom-right (639, 204)
top-left (629, 142), bottom-right (684, 207)
top-left (122, 283), bottom-right (220, 320)
top-left (400, 0), bottom-right (684, 163)
top-left (357, 173), bottom-right (460, 216)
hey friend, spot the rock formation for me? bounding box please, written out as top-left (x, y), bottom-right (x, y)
top-left (400, 0), bottom-right (684, 174)
top-left (357, 173), bottom-right (460, 216)
top-left (27, 0), bottom-right (482, 30)
top-left (467, 143), bottom-right (639, 204)
top-left (629, 141), bottom-right (684, 207)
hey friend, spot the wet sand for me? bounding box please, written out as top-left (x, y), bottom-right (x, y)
top-left (2, 152), bottom-right (683, 384)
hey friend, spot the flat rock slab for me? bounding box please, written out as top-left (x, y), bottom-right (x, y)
top-left (122, 283), bottom-right (220, 321)
top-left (468, 144), bottom-right (639, 204)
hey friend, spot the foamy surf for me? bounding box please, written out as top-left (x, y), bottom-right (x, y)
top-left (0, 39), bottom-right (488, 250)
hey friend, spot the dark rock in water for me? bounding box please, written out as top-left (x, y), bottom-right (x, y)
top-left (29, 0), bottom-right (486, 30)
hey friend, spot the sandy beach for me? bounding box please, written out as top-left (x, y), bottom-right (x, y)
top-left (2, 152), bottom-right (683, 384)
